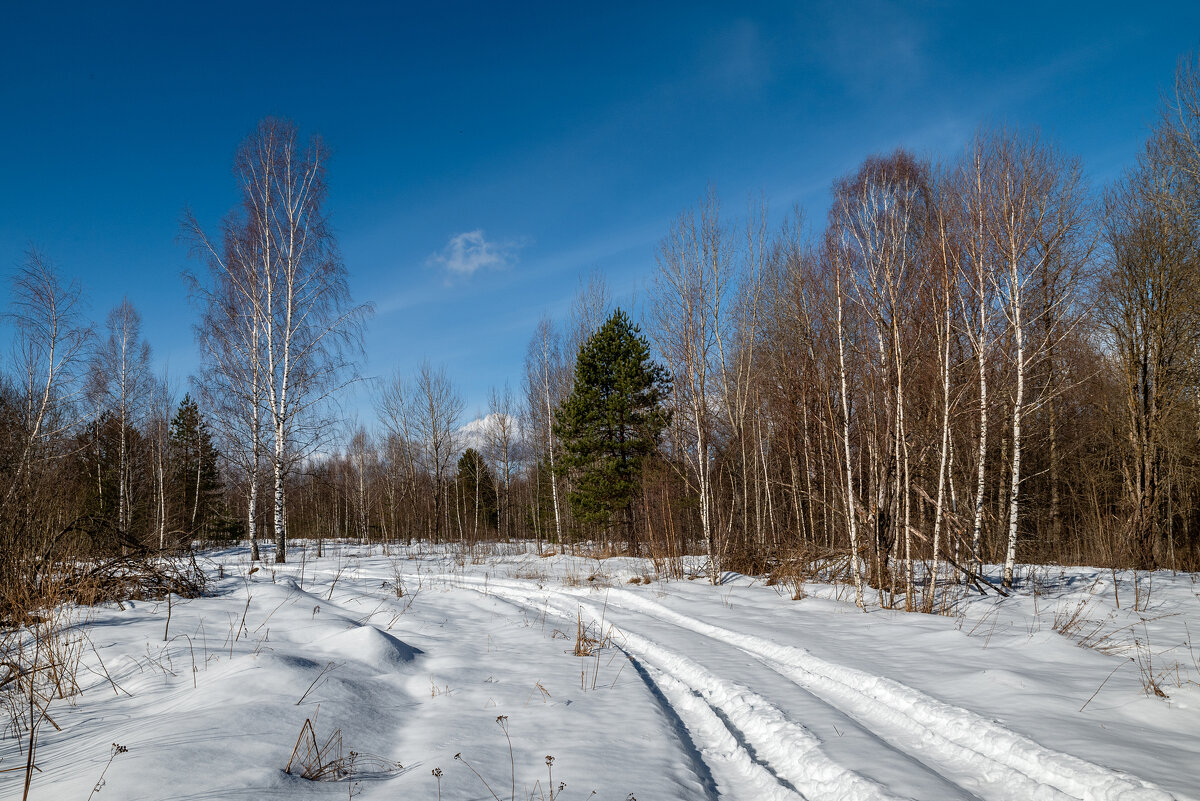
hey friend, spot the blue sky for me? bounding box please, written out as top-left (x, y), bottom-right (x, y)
top-left (2, 1), bottom-right (1198, 423)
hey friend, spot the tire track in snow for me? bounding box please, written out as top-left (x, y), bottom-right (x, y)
top-left (622, 654), bottom-right (723, 801)
top-left (452, 577), bottom-right (903, 801)
top-left (558, 585), bottom-right (1183, 801)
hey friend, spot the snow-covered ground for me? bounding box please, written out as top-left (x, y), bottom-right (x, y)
top-left (5, 543), bottom-right (1199, 800)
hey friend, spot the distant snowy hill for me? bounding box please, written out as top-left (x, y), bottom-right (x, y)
top-left (455, 413), bottom-right (522, 456)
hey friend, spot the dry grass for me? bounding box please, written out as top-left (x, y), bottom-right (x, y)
top-left (572, 612), bottom-right (598, 657)
top-left (562, 572), bottom-right (612, 589)
top-left (0, 549), bottom-right (206, 800)
top-left (511, 566), bottom-right (549, 581)
top-left (285, 718), bottom-right (403, 782)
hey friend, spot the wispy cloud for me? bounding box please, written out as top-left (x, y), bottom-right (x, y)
top-left (712, 19), bottom-right (771, 94)
top-left (427, 229), bottom-right (523, 278)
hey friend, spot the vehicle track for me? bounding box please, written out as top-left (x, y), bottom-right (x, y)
top-left (460, 578), bottom-right (901, 801)
top-left (449, 575), bottom-right (1181, 801)
top-left (574, 587), bottom-right (1181, 801)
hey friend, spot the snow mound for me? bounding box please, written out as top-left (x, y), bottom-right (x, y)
top-left (314, 624), bottom-right (421, 669)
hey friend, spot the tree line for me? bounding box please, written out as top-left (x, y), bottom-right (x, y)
top-left (5, 56), bottom-right (1200, 617)
top-left (334, 57), bottom-right (1200, 598)
top-left (0, 257), bottom-right (227, 616)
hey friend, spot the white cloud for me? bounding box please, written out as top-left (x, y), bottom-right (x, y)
top-left (428, 229), bottom-right (520, 278)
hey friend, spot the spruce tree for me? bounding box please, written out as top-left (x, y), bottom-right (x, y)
top-left (169, 394), bottom-right (222, 541)
top-left (554, 308), bottom-right (670, 544)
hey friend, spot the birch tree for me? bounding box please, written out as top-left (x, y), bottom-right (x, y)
top-left (954, 135), bottom-right (999, 576)
top-left (88, 299), bottom-right (152, 538)
top-left (485, 383), bottom-right (519, 541)
top-left (928, 182), bottom-right (959, 594)
top-left (653, 190), bottom-right (730, 583)
top-left (187, 117), bottom-right (369, 563)
top-left (831, 152), bottom-right (931, 604)
top-left (829, 238), bottom-right (866, 608)
top-left (986, 130), bottom-right (1087, 587)
top-left (525, 317), bottom-right (566, 544)
top-left (187, 169), bottom-right (268, 560)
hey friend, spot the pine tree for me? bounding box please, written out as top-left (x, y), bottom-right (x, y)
top-left (554, 308), bottom-right (670, 545)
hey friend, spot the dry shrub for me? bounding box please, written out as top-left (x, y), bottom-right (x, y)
top-left (721, 546), bottom-right (772, 577)
top-left (285, 718), bottom-right (403, 782)
top-left (594, 543), bottom-right (630, 559)
top-left (766, 545), bottom-right (828, 600)
top-left (2, 549), bottom-right (207, 629)
top-left (64, 553), bottom-right (207, 607)
top-left (0, 544), bottom-right (208, 798)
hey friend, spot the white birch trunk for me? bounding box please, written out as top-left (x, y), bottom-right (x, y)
top-left (545, 383), bottom-right (563, 544)
top-left (836, 267), bottom-right (865, 609)
top-left (971, 288), bottom-right (989, 576)
top-left (1004, 265), bottom-right (1025, 589)
top-left (274, 422), bottom-right (286, 562)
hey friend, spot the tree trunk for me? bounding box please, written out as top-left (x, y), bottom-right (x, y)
top-left (835, 267), bottom-right (865, 608)
top-left (1003, 273), bottom-right (1025, 589)
top-left (274, 426), bottom-right (287, 563)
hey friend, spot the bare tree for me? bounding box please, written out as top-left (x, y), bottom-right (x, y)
top-left (88, 299), bottom-right (152, 538)
top-left (829, 238), bottom-right (866, 608)
top-left (347, 426), bottom-right (376, 542)
top-left (376, 371), bottom-right (421, 544)
top-left (831, 152), bottom-right (931, 605)
top-left (953, 134), bottom-right (1000, 576)
top-left (1164, 51), bottom-right (1200, 199)
top-left (525, 317), bottom-right (566, 544)
top-left (927, 178), bottom-right (962, 595)
top-left (567, 268), bottom-right (612, 361)
top-left (2, 252), bottom-right (93, 579)
top-left (3, 251), bottom-right (92, 510)
top-left (985, 130), bottom-right (1087, 587)
top-left (147, 372), bottom-right (175, 550)
top-left (653, 189), bottom-right (731, 583)
top-left (413, 361), bottom-right (464, 541)
top-left (485, 383), bottom-right (519, 541)
top-left (717, 198), bottom-right (768, 557)
top-left (185, 217), bottom-right (267, 560)
top-left (1101, 128), bottom-right (1199, 568)
top-left (187, 117), bottom-right (370, 562)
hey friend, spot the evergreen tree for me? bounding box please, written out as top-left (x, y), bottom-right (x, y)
top-left (169, 394), bottom-right (222, 541)
top-left (456, 448), bottom-right (499, 537)
top-left (554, 308), bottom-right (670, 544)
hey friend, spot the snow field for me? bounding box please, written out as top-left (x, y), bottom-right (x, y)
top-left (3, 543), bottom-right (1198, 801)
